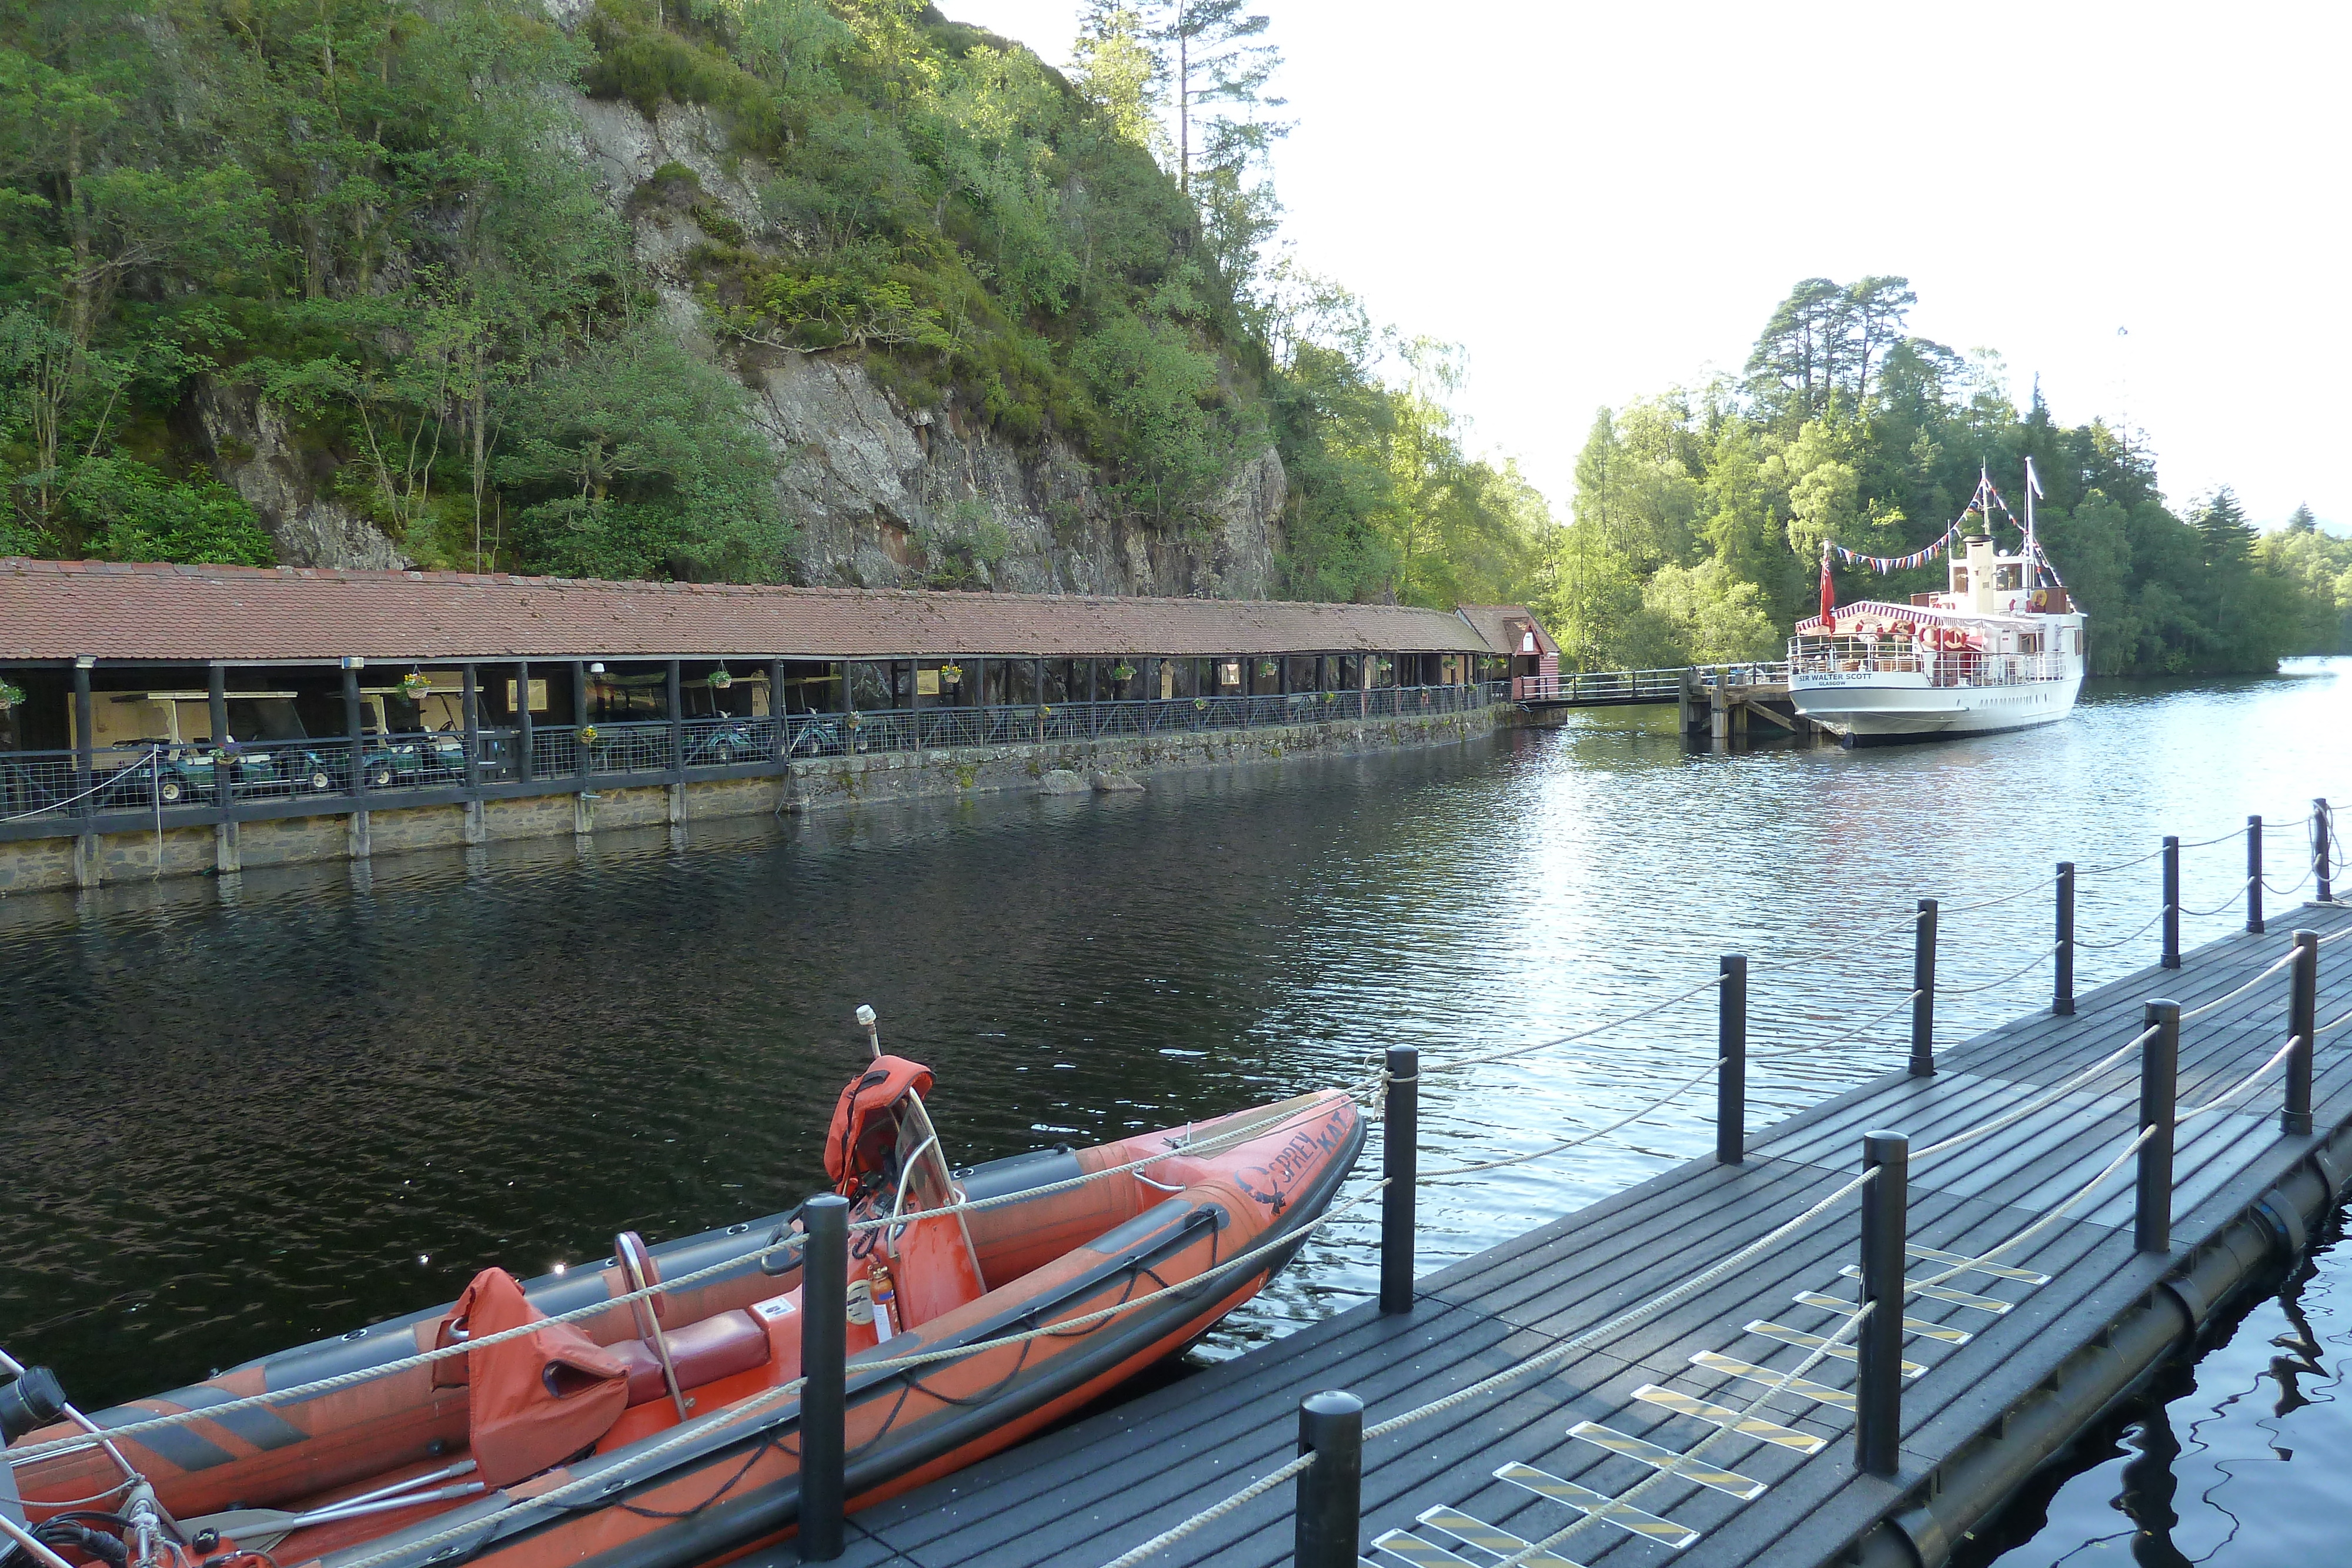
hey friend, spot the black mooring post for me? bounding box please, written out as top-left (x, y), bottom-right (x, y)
top-left (2054, 863), bottom-right (2076, 1017)
top-left (1910, 900), bottom-right (1937, 1078)
top-left (1380, 1045), bottom-right (1418, 1315)
top-left (2161, 837), bottom-right (2182, 969)
top-left (1294, 1391), bottom-right (1364, 1568)
top-left (2318, 799), bottom-right (2336, 904)
top-left (2285, 931), bottom-right (2318, 1137)
top-left (799, 1193), bottom-right (848, 1563)
top-left (1856, 1131), bottom-right (1909, 1477)
top-left (2247, 817), bottom-right (2265, 935)
top-left (2136, 1001), bottom-right (2180, 1254)
top-left (1718, 955), bottom-right (1748, 1166)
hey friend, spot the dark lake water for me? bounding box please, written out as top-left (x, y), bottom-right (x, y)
top-left (1, 658), bottom-right (2345, 1562)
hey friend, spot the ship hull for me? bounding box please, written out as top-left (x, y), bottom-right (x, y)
top-left (1788, 671), bottom-right (2081, 745)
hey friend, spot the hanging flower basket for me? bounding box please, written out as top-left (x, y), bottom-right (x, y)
top-left (1193, 697), bottom-right (1208, 710)
top-left (1257, 660), bottom-right (1277, 678)
top-left (1322, 691), bottom-right (1335, 704)
top-left (1111, 663), bottom-right (1135, 683)
top-left (707, 670), bottom-right (733, 690)
top-left (400, 671), bottom-right (431, 698)
top-left (940, 663), bottom-right (963, 685)
top-left (0, 680), bottom-right (24, 711)
top-left (578, 724), bottom-right (600, 745)
top-left (846, 712), bottom-right (864, 729)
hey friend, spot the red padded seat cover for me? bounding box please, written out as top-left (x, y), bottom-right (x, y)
top-left (824, 1056), bottom-right (934, 1196)
top-left (452, 1267), bottom-right (629, 1487)
top-left (610, 1312), bottom-right (774, 1406)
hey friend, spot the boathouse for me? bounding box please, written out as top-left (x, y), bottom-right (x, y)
top-left (0, 560), bottom-right (1551, 890)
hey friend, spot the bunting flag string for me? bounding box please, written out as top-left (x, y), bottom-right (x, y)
top-left (1830, 522), bottom-right (1962, 576)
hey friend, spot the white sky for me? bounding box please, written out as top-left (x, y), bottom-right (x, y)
top-left (946, 0), bottom-right (2349, 530)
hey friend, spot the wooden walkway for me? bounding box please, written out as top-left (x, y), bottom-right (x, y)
top-left (817, 905), bottom-right (2352, 1568)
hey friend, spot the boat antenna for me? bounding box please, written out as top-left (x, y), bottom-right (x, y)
top-left (856, 1003), bottom-right (881, 1059)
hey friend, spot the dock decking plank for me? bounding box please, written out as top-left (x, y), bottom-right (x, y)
top-left (846, 904), bottom-right (2352, 1568)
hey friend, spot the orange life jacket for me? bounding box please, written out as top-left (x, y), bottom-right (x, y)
top-left (824, 1055), bottom-right (936, 1196)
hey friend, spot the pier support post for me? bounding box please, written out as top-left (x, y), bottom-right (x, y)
top-left (800, 1193), bottom-right (848, 1563)
top-left (2318, 800), bottom-right (2336, 904)
top-left (2161, 837), bottom-right (2181, 969)
top-left (2136, 1001), bottom-right (2180, 1254)
top-left (1856, 1131), bottom-right (1909, 1477)
top-left (2247, 818), bottom-right (2264, 935)
top-left (1717, 955), bottom-right (1748, 1166)
top-left (1381, 1046), bottom-right (1418, 1315)
top-left (2054, 864), bottom-right (2076, 1017)
top-left (2285, 931), bottom-right (2318, 1136)
top-left (1295, 1391), bottom-right (1364, 1568)
top-left (1910, 900), bottom-right (1937, 1078)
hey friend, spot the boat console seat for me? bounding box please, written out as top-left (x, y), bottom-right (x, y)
top-left (610, 1312), bottom-right (771, 1407)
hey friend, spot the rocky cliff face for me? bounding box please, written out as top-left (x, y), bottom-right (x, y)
top-left (195, 88), bottom-right (1288, 594)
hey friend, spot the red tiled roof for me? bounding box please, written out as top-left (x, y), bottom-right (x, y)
top-left (0, 559), bottom-right (1524, 663)
top-left (1455, 604), bottom-right (1558, 658)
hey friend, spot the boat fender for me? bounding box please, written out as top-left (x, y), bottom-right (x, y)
top-left (0, 1367), bottom-right (65, 1445)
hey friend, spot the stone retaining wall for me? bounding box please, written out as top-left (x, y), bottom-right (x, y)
top-left (0, 705), bottom-right (1494, 892)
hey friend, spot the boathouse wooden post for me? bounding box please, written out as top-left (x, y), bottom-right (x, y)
top-left (2284, 931), bottom-right (2318, 1136)
top-left (208, 663), bottom-right (231, 810)
top-left (342, 661), bottom-right (365, 796)
top-left (1380, 1045), bottom-right (1418, 1314)
top-left (2053, 864), bottom-right (2076, 1017)
top-left (572, 662), bottom-right (589, 785)
top-left (1910, 900), bottom-right (1937, 1077)
top-left (768, 658), bottom-right (787, 762)
top-left (1294, 1391), bottom-right (1364, 1568)
top-left (514, 662), bottom-right (534, 782)
top-left (460, 666), bottom-right (480, 791)
top-left (800, 1192), bottom-right (848, 1562)
top-left (2247, 817), bottom-right (2265, 934)
top-left (665, 660), bottom-right (683, 775)
top-left (71, 658), bottom-right (92, 818)
top-left (1717, 955), bottom-right (1748, 1166)
top-left (2136, 1001), bottom-right (2180, 1253)
top-left (2318, 800), bottom-right (2336, 903)
top-left (1856, 1131), bottom-right (1909, 1476)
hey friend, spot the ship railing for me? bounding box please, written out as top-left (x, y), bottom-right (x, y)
top-left (1788, 644), bottom-right (2070, 686)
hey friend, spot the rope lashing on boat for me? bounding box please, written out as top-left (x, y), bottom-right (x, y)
top-left (1087, 1169), bottom-right (1881, 1568)
top-left (4, 1091), bottom-right (1373, 1469)
top-left (325, 1185), bottom-right (1393, 1568)
top-left (1941, 942), bottom-right (2064, 997)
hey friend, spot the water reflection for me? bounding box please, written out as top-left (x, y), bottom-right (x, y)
top-left (0, 662), bottom-right (2343, 1452)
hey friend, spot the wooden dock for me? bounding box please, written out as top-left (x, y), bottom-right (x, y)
top-left (1506, 666), bottom-right (1829, 744)
top-left (808, 902), bottom-right (2352, 1568)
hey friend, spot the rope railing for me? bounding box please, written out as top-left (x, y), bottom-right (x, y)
top-left (1942, 942), bottom-right (2062, 997)
top-left (2073, 904), bottom-right (2171, 950)
top-left (2179, 946), bottom-right (2304, 1023)
top-left (1416, 1059), bottom-right (1727, 1180)
top-left (1910, 1025), bottom-right (2160, 1162)
top-left (2177, 874), bottom-right (2257, 919)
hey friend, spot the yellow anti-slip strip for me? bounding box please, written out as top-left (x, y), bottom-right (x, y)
top-left (1744, 1320), bottom-right (1926, 1378)
top-left (1631, 1385), bottom-right (1827, 1453)
top-left (1792, 1291), bottom-right (1973, 1343)
top-left (1689, 1350), bottom-right (1856, 1412)
top-left (1417, 1506), bottom-right (1588, 1566)
top-left (1566, 1420), bottom-right (1767, 1499)
top-left (1839, 1266), bottom-right (2014, 1312)
top-left (1370, 1529), bottom-right (1483, 1567)
top-left (1494, 1461), bottom-right (1701, 1546)
top-left (1906, 1243), bottom-right (2050, 1283)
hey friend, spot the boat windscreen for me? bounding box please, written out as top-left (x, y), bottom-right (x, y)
top-left (891, 1093), bottom-right (956, 1217)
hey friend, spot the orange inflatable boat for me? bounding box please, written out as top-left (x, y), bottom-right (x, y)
top-left (3, 1056), bottom-right (1362, 1568)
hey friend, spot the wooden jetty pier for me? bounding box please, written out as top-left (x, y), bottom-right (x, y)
top-left (1509, 665), bottom-right (1830, 745)
top-left (798, 831), bottom-right (2348, 1568)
